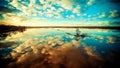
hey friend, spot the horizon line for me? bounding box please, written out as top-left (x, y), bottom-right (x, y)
top-left (24, 26), bottom-right (120, 29)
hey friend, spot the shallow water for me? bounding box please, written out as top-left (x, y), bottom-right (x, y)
top-left (0, 28), bottom-right (120, 68)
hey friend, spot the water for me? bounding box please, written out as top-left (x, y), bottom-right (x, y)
top-left (0, 28), bottom-right (120, 68)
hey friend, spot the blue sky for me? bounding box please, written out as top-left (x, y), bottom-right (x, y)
top-left (0, 0), bottom-right (120, 26)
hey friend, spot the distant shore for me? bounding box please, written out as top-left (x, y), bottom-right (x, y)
top-left (24, 26), bottom-right (120, 30)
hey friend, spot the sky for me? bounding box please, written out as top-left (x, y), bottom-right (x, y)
top-left (0, 0), bottom-right (120, 26)
top-left (0, 1), bottom-right (120, 67)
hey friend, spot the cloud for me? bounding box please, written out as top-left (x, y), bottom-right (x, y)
top-left (87, 0), bottom-right (95, 6)
top-left (1, 13), bottom-right (29, 25)
top-left (0, 21), bottom-right (11, 25)
top-left (97, 21), bottom-right (110, 26)
top-left (58, 0), bottom-right (73, 10)
top-left (10, 0), bottom-right (23, 10)
top-left (0, 6), bottom-right (20, 21)
top-left (0, 6), bottom-right (18, 14)
top-left (107, 36), bottom-right (116, 43)
top-left (98, 12), bottom-right (106, 18)
top-left (5, 28), bottom-right (46, 41)
top-left (7, 37), bottom-right (102, 68)
top-left (69, 15), bottom-right (75, 19)
top-left (1, 31), bottom-right (103, 68)
top-left (72, 5), bottom-right (81, 14)
top-left (39, 0), bottom-right (45, 4)
top-left (1, 12), bottom-right (58, 26)
top-left (1, 28), bottom-right (119, 68)
top-left (96, 35), bottom-right (104, 42)
top-left (7, 0), bottom-right (83, 19)
top-left (109, 10), bottom-right (118, 18)
top-left (9, 0), bottom-right (36, 16)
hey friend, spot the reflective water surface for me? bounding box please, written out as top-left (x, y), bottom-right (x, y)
top-left (0, 28), bottom-right (120, 68)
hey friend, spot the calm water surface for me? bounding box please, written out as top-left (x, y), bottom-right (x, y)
top-left (0, 28), bottom-right (120, 68)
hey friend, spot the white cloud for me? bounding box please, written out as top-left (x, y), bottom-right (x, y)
top-left (57, 8), bottom-right (64, 13)
top-left (96, 35), bottom-right (104, 42)
top-left (29, 0), bottom-right (36, 7)
top-left (87, 0), bottom-right (95, 6)
top-left (8, 0), bottom-right (87, 19)
top-left (109, 10), bottom-right (118, 18)
top-left (39, 0), bottom-right (45, 4)
top-left (10, 0), bottom-right (35, 16)
top-left (107, 36), bottom-right (116, 43)
top-left (97, 21), bottom-right (110, 26)
top-left (2, 13), bottom-right (30, 25)
top-left (98, 12), bottom-right (106, 18)
top-left (10, 0), bottom-right (19, 8)
top-left (69, 15), bottom-right (75, 19)
top-left (59, 0), bottom-right (73, 10)
top-left (72, 5), bottom-right (81, 14)
top-left (8, 35), bottom-right (102, 68)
